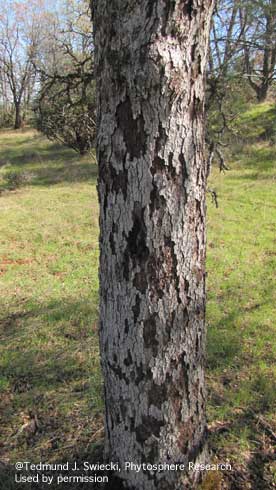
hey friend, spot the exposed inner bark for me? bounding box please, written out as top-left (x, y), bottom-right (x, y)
top-left (94, 1), bottom-right (215, 489)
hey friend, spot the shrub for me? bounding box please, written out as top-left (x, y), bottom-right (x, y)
top-left (34, 78), bottom-right (96, 156)
top-left (3, 170), bottom-right (33, 189)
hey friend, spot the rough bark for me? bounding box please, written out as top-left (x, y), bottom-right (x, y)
top-left (94, 1), bottom-right (214, 489)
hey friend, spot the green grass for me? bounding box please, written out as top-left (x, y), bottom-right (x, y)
top-left (206, 102), bottom-right (276, 487)
top-left (235, 101), bottom-right (276, 141)
top-left (0, 102), bottom-right (276, 489)
top-left (0, 129), bottom-right (102, 470)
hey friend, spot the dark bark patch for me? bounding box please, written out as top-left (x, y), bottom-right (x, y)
top-left (195, 198), bottom-right (201, 214)
top-left (124, 350), bottom-right (133, 367)
top-left (109, 222), bottom-right (119, 255)
top-left (142, 440), bottom-right (159, 463)
top-left (184, 279), bottom-right (189, 294)
top-left (99, 158), bottom-right (128, 202)
top-left (136, 415), bottom-right (164, 444)
top-left (109, 232), bottom-right (116, 255)
top-left (149, 184), bottom-right (166, 217)
top-left (104, 338), bottom-right (108, 353)
top-left (191, 43), bottom-right (196, 63)
top-left (146, 0), bottom-right (156, 19)
top-left (190, 94), bottom-right (204, 120)
top-left (147, 256), bottom-right (164, 300)
top-left (178, 152), bottom-right (188, 183)
top-left (122, 253), bottom-right (129, 282)
top-left (143, 314), bottom-right (158, 357)
top-left (107, 361), bottom-right (129, 385)
top-left (168, 151), bottom-right (174, 167)
top-left (188, 426), bottom-right (208, 463)
top-left (124, 319), bottom-right (129, 334)
top-left (196, 334), bottom-right (200, 355)
top-left (133, 270), bottom-right (148, 292)
top-left (132, 294), bottom-right (141, 323)
top-left (150, 156), bottom-right (165, 176)
top-left (116, 96), bottom-right (146, 160)
top-left (124, 203), bottom-right (149, 281)
top-left (162, 1), bottom-right (176, 36)
top-left (148, 238), bottom-right (181, 301)
top-left (166, 237), bottom-right (181, 304)
top-left (120, 402), bottom-right (127, 419)
top-left (183, 0), bottom-right (194, 20)
top-left (135, 363), bottom-right (145, 384)
top-left (148, 382), bottom-right (167, 409)
top-left (112, 169), bottom-right (128, 199)
top-left (127, 203), bottom-right (149, 261)
top-left (129, 417), bottom-right (135, 431)
top-left (139, 45), bottom-right (148, 66)
top-left (180, 355), bottom-right (190, 408)
top-left (155, 479), bottom-right (176, 490)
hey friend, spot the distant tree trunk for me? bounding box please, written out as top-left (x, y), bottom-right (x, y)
top-left (240, 0), bottom-right (276, 103)
top-left (256, 83), bottom-right (269, 102)
top-left (94, 1), bottom-right (214, 489)
top-left (14, 102), bottom-right (22, 130)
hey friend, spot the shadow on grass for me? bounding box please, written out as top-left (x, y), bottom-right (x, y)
top-left (0, 131), bottom-right (98, 188)
top-left (30, 162), bottom-right (98, 186)
top-left (209, 408), bottom-right (276, 490)
top-left (231, 145), bottom-right (276, 174)
top-left (229, 172), bottom-right (275, 182)
top-left (0, 141), bottom-right (77, 165)
top-left (0, 297), bottom-right (100, 389)
top-left (0, 296), bottom-right (103, 485)
top-left (236, 105), bottom-right (276, 143)
top-left (0, 164), bottom-right (98, 193)
top-left (206, 281), bottom-right (276, 488)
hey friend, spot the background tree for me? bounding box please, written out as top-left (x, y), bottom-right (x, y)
top-left (0, 67), bottom-right (13, 127)
top-left (94, 1), bottom-right (215, 489)
top-left (205, 0), bottom-right (276, 175)
top-left (34, 0), bottom-right (96, 154)
top-left (240, 0), bottom-right (276, 101)
top-left (211, 0), bottom-right (276, 102)
top-left (0, 0), bottom-right (47, 129)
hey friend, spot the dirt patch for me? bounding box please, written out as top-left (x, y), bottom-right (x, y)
top-left (0, 256), bottom-right (33, 275)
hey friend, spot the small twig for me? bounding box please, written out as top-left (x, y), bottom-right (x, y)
top-left (206, 141), bottom-right (215, 177)
top-left (207, 188), bottom-right (219, 208)
top-left (256, 415), bottom-right (276, 443)
top-left (215, 147), bottom-right (230, 172)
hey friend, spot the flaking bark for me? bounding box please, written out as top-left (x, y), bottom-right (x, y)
top-left (94, 1), bottom-right (215, 489)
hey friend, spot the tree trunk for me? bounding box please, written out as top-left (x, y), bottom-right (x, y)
top-left (14, 103), bottom-right (22, 130)
top-left (256, 83), bottom-right (269, 102)
top-left (94, 1), bottom-right (214, 489)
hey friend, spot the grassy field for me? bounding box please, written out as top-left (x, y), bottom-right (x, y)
top-left (0, 103), bottom-right (276, 489)
top-left (0, 131), bottom-right (102, 475)
top-left (206, 102), bottom-right (276, 489)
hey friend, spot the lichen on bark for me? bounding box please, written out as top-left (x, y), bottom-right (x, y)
top-left (94, 1), bottom-right (215, 488)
